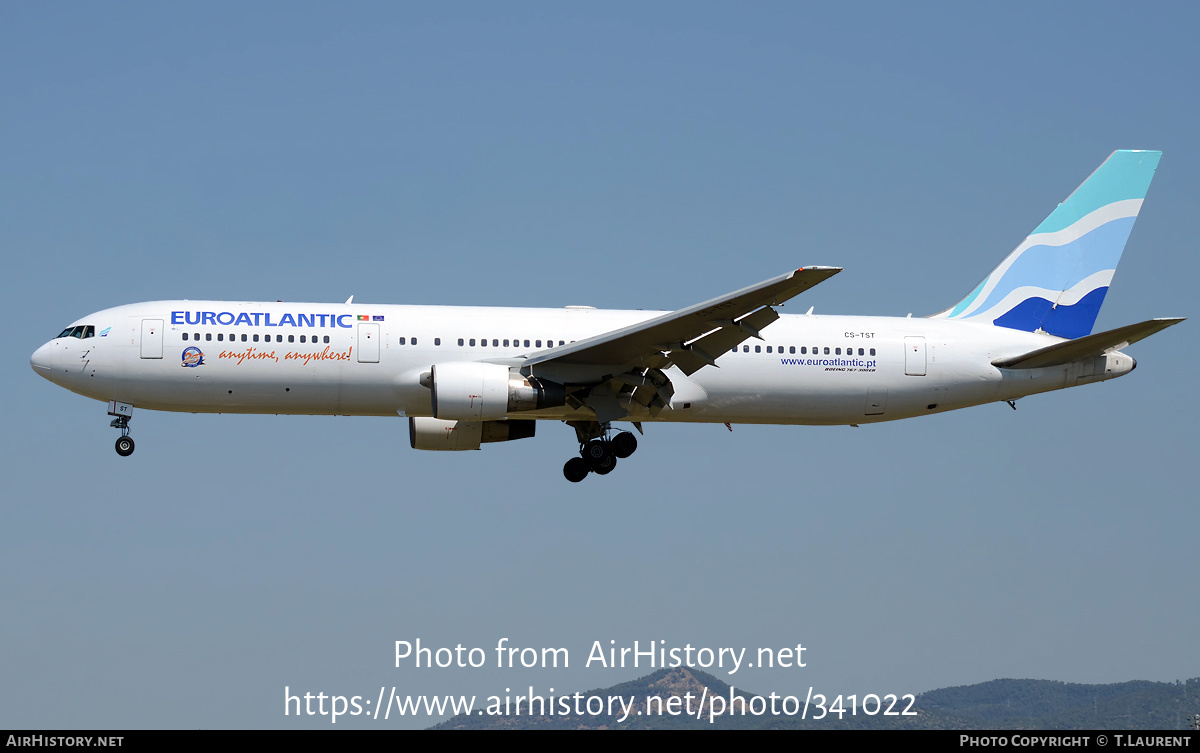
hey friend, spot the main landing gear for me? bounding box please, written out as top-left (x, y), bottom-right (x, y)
top-left (562, 423), bottom-right (638, 482)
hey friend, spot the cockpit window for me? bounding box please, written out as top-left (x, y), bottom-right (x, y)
top-left (56, 325), bottom-right (96, 339)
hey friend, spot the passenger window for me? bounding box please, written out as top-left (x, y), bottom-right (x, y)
top-left (241, 334), bottom-right (247, 342)
top-left (412, 338), bottom-right (417, 345)
top-left (458, 338), bottom-right (464, 346)
top-left (206, 333), bottom-right (212, 341)
top-left (277, 335), bottom-right (283, 343)
top-left (299, 335), bottom-right (306, 343)
top-left (823, 347), bottom-right (829, 355)
top-left (288, 335), bottom-right (295, 343)
top-left (435, 338), bottom-right (441, 346)
top-left (182, 333), bottom-right (189, 341)
top-left (253, 334), bottom-right (259, 342)
top-left (399, 337), bottom-right (406, 345)
top-left (536, 340), bottom-right (542, 348)
top-left (869, 348), bottom-right (876, 356)
top-left (470, 339), bottom-right (476, 346)
top-left (218, 333), bottom-right (224, 342)
top-left (731, 347), bottom-right (737, 353)
top-left (324, 336), bottom-right (330, 344)
top-left (858, 348), bottom-right (864, 356)
top-left (503, 339), bottom-right (509, 347)
top-left (523, 340), bottom-right (530, 347)
top-left (766, 346), bottom-right (772, 353)
top-left (481, 339), bottom-right (487, 347)
top-left (754, 345), bottom-right (761, 353)
top-left (743, 345), bottom-right (749, 352)
top-left (801, 347), bottom-right (807, 354)
top-left (789, 346), bottom-right (795, 354)
top-left (492, 339), bottom-right (498, 347)
top-left (559, 340), bottom-right (564, 346)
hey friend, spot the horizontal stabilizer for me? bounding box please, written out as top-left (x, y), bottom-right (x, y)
top-left (992, 317), bottom-right (1184, 369)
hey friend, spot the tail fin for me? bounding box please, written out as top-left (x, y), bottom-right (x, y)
top-left (933, 150), bottom-right (1161, 338)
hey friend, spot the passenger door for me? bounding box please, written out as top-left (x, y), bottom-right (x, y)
top-left (140, 319), bottom-right (163, 359)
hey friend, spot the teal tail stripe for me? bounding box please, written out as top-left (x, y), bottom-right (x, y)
top-left (1033, 150), bottom-right (1160, 235)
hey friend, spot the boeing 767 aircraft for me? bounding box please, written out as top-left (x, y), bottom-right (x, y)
top-left (31, 150), bottom-right (1182, 481)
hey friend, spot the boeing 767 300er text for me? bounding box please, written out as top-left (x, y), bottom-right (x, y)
top-left (31, 150), bottom-right (1182, 481)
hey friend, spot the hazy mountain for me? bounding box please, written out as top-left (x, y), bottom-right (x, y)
top-left (431, 669), bottom-right (1200, 729)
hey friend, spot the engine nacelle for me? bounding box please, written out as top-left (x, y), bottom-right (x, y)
top-left (408, 417), bottom-right (536, 451)
top-left (430, 362), bottom-right (564, 421)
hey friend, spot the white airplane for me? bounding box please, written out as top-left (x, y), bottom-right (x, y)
top-left (31, 150), bottom-right (1182, 482)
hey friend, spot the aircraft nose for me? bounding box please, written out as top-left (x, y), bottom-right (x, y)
top-left (30, 341), bottom-right (53, 374)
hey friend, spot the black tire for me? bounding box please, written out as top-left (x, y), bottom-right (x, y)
top-left (563, 457), bottom-right (590, 483)
top-left (115, 436), bottom-right (135, 457)
top-left (611, 431), bottom-right (637, 458)
top-left (582, 439), bottom-right (611, 469)
top-left (593, 455), bottom-right (617, 475)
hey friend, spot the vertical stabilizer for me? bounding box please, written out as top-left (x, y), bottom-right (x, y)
top-left (934, 150), bottom-right (1161, 338)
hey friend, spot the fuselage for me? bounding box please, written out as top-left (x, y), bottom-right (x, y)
top-left (29, 299), bottom-right (1135, 427)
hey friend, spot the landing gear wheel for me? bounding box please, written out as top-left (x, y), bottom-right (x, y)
top-left (563, 457), bottom-right (590, 483)
top-left (593, 455), bottom-right (617, 475)
top-left (611, 431), bottom-right (637, 458)
top-left (583, 439), bottom-right (611, 469)
top-left (115, 436), bottom-right (135, 457)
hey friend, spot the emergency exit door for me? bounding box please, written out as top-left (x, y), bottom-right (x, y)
top-left (357, 323), bottom-right (379, 363)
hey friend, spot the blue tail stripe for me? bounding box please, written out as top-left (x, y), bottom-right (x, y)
top-left (956, 216), bottom-right (1134, 318)
top-left (992, 287), bottom-right (1109, 339)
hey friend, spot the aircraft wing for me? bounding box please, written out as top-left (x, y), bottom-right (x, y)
top-left (521, 267), bottom-right (840, 422)
top-left (992, 317), bottom-right (1185, 369)
top-left (525, 266), bottom-right (841, 377)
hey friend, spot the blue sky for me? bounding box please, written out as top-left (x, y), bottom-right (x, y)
top-left (3, 2), bottom-right (1197, 729)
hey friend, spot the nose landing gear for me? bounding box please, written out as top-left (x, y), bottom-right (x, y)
top-left (114, 431), bottom-right (135, 457)
top-left (561, 422), bottom-right (639, 482)
top-left (108, 401), bottom-right (135, 457)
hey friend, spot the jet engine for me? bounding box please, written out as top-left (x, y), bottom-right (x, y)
top-left (429, 362), bottom-right (564, 421)
top-left (408, 417), bottom-right (536, 451)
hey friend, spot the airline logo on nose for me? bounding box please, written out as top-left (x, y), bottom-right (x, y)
top-left (182, 347), bottom-right (205, 368)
